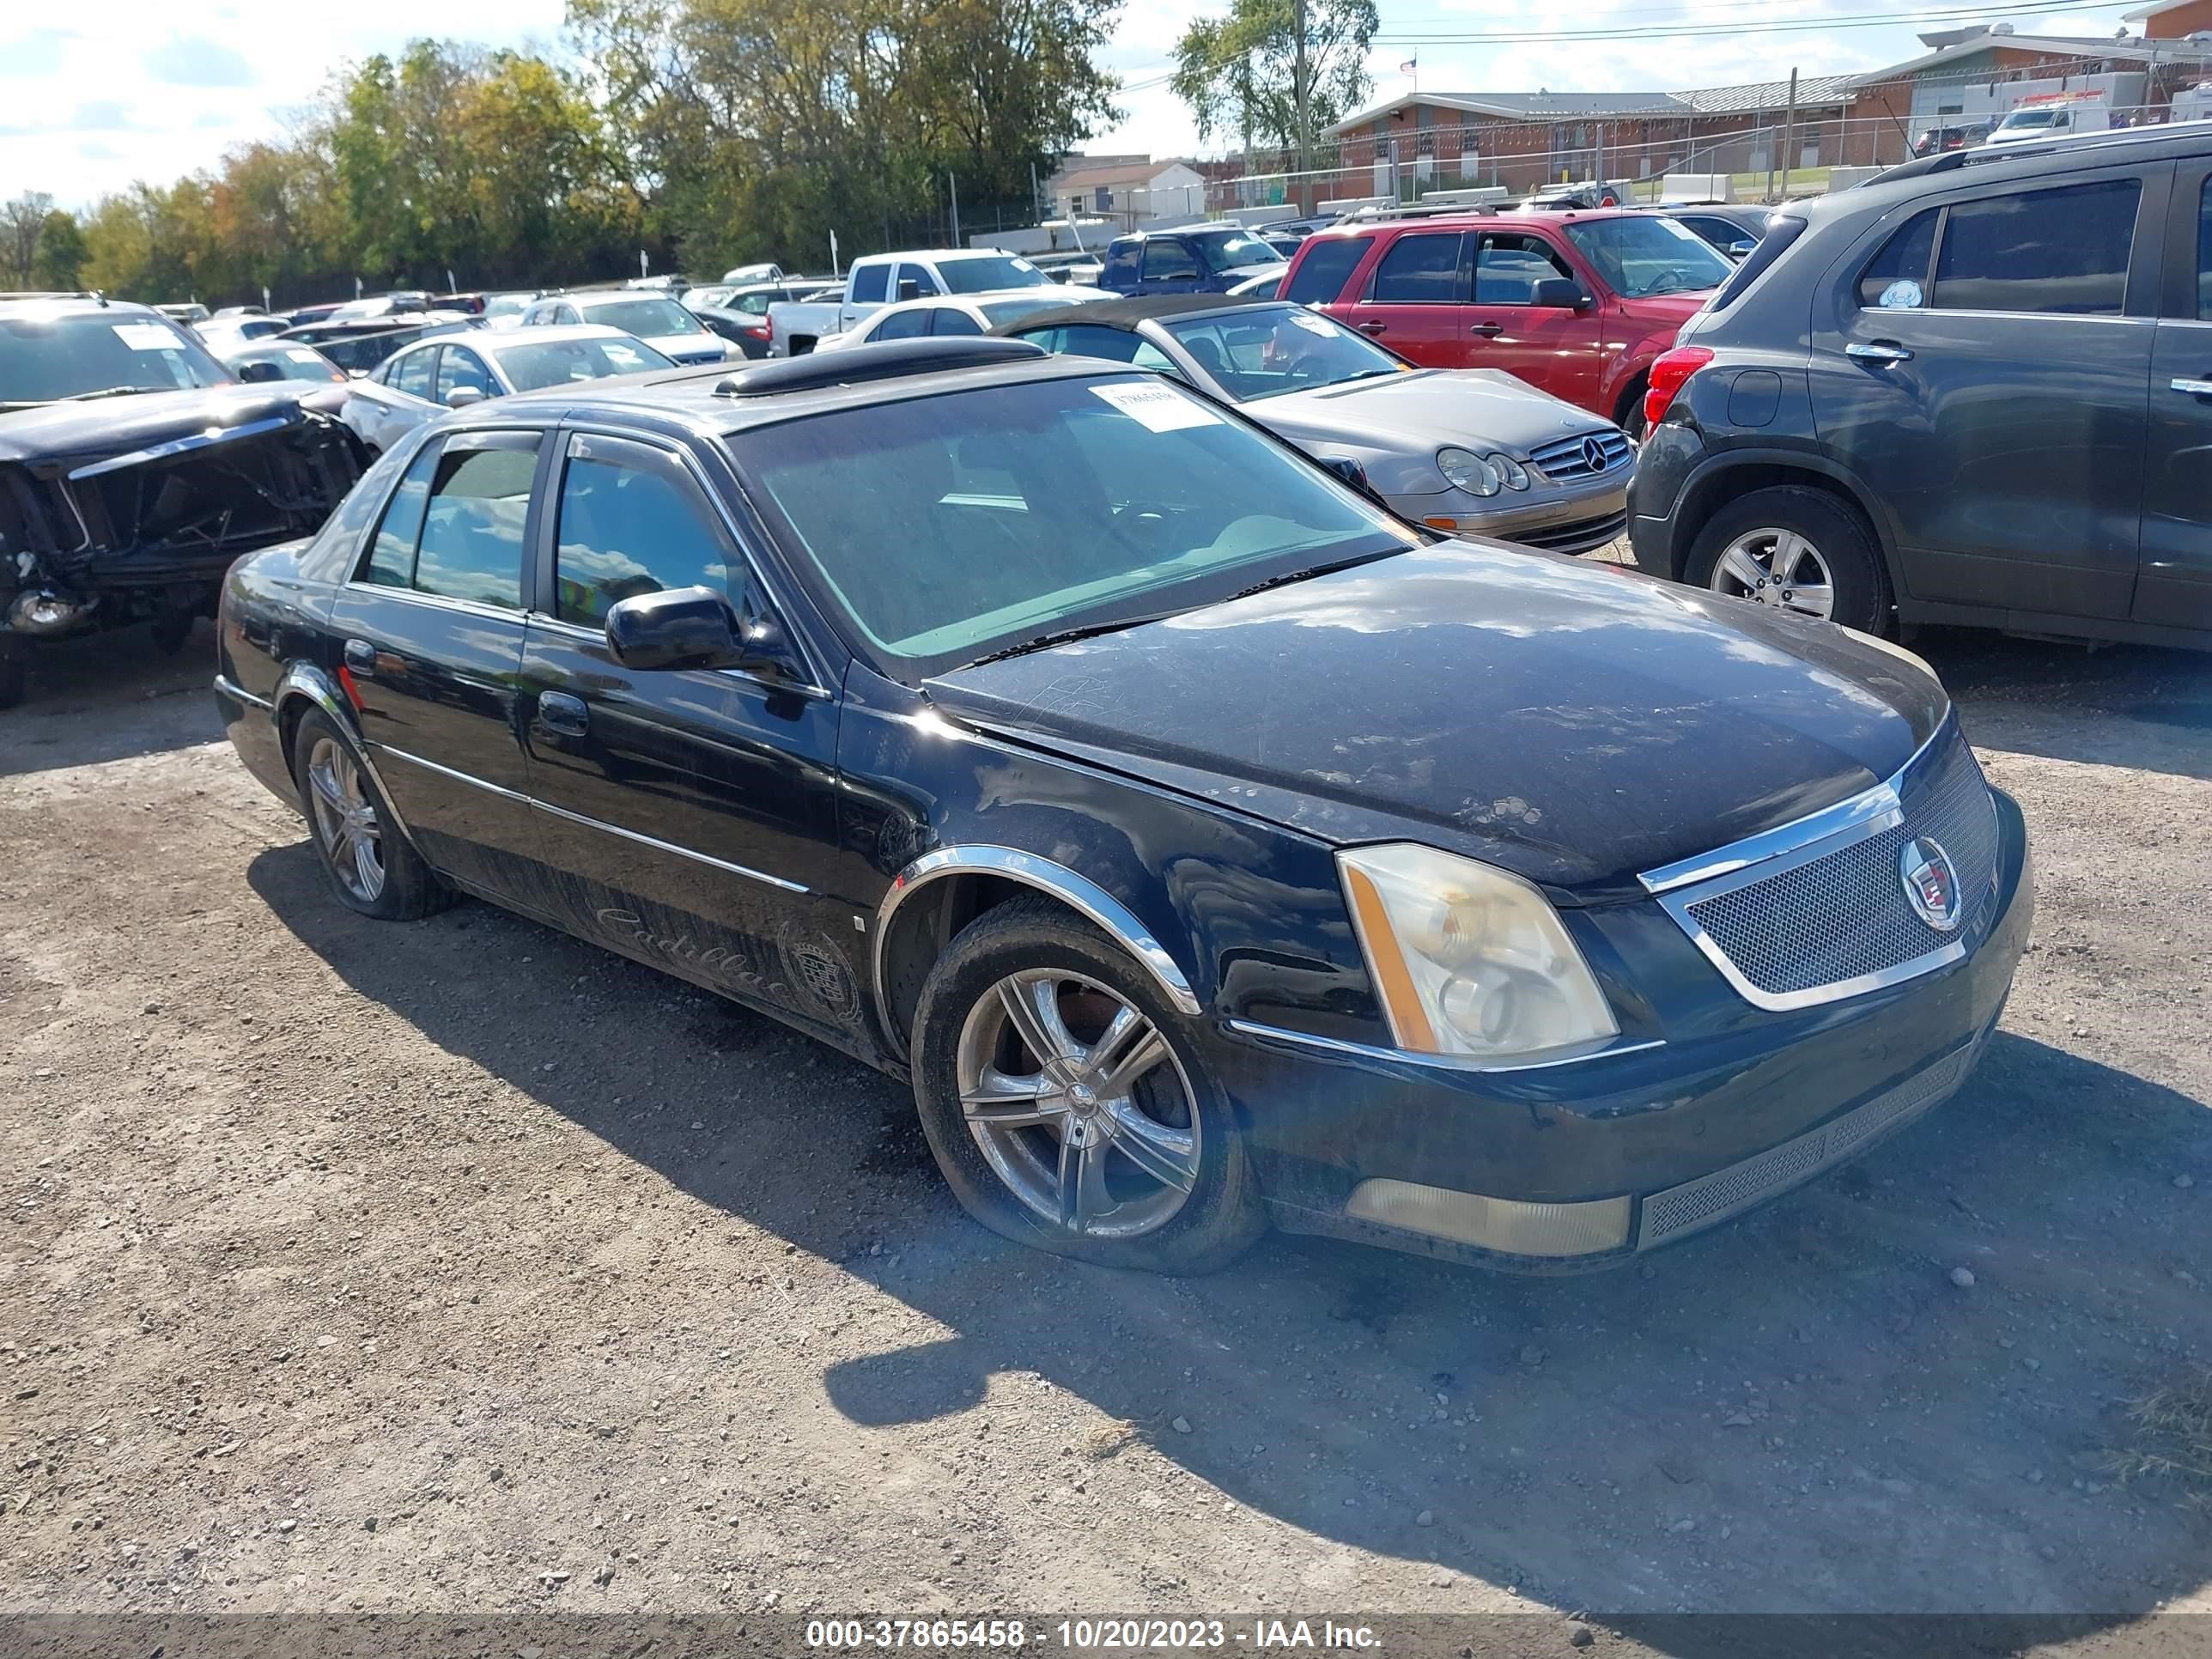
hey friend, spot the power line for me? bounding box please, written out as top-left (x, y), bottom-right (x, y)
top-left (1374, 0), bottom-right (2141, 42)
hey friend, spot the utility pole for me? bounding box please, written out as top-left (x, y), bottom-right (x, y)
top-left (1778, 67), bottom-right (1798, 199)
top-left (1293, 0), bottom-right (1311, 173)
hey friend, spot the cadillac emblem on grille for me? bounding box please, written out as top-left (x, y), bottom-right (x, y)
top-left (1899, 837), bottom-right (1961, 933)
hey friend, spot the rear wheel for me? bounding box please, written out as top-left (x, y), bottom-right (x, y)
top-left (290, 708), bottom-right (450, 921)
top-left (1687, 485), bottom-right (1891, 635)
top-left (910, 896), bottom-right (1263, 1274)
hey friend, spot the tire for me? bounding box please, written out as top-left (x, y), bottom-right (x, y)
top-left (909, 896), bottom-right (1264, 1275)
top-left (0, 643), bottom-right (26, 712)
top-left (1686, 484), bottom-right (1893, 636)
top-left (289, 708), bottom-right (450, 921)
top-left (1617, 376), bottom-right (1650, 442)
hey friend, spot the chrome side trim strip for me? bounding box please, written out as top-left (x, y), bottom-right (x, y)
top-left (378, 744), bottom-right (532, 804)
top-left (214, 673), bottom-right (272, 711)
top-left (1224, 1018), bottom-right (1667, 1075)
top-left (528, 796), bottom-right (810, 894)
top-left (1636, 708), bottom-right (1952, 896)
top-left (873, 848), bottom-right (1203, 1053)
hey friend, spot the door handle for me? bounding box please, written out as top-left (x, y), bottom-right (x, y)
top-left (1358, 321), bottom-right (1388, 336)
top-left (343, 638), bottom-right (376, 676)
top-left (1471, 323), bottom-right (1504, 337)
top-left (536, 691), bottom-right (589, 737)
top-left (2169, 376), bottom-right (2212, 397)
top-left (1845, 341), bottom-right (1913, 364)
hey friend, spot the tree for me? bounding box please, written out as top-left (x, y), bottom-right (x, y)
top-left (2, 191), bottom-right (54, 287)
top-left (1170, 0), bottom-right (1375, 169)
top-left (32, 210), bottom-right (88, 290)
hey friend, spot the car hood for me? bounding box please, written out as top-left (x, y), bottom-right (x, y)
top-left (923, 544), bottom-right (1948, 896)
top-left (1250, 368), bottom-right (1611, 495)
top-left (0, 383), bottom-right (313, 465)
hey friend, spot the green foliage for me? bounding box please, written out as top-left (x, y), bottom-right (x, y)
top-left (1170, 0), bottom-right (1375, 161)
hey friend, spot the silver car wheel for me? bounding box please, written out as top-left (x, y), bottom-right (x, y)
top-left (954, 969), bottom-right (1199, 1239)
top-left (306, 736), bottom-right (386, 903)
top-left (1709, 527), bottom-right (1835, 620)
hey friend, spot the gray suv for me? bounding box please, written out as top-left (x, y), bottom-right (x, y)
top-left (1629, 125), bottom-right (2212, 648)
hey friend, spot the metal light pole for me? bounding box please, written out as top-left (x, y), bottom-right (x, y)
top-left (1779, 68), bottom-right (1799, 198)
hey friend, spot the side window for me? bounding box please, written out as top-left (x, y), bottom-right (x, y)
top-left (552, 440), bottom-right (744, 627)
top-left (1370, 233), bottom-right (1466, 303)
top-left (437, 348), bottom-right (494, 400)
top-left (392, 346), bottom-right (438, 399)
top-left (559, 306), bottom-right (583, 325)
top-left (1284, 234), bottom-right (1374, 304)
top-left (930, 308), bottom-right (984, 337)
top-left (412, 441), bottom-right (538, 610)
top-left (1142, 240), bottom-right (1200, 282)
top-left (895, 263), bottom-right (941, 300)
top-left (1474, 234), bottom-right (1574, 303)
top-left (850, 264), bottom-right (890, 304)
top-left (2199, 175), bottom-right (2212, 319)
top-left (1932, 178), bottom-right (2141, 316)
top-left (1102, 241), bottom-right (1141, 287)
top-left (872, 308), bottom-right (931, 342)
top-left (736, 292), bottom-right (771, 315)
top-left (1049, 325), bottom-right (1144, 364)
top-left (1858, 209), bottom-right (1937, 308)
top-left (1131, 339), bottom-right (1182, 377)
top-left (360, 442), bottom-right (440, 587)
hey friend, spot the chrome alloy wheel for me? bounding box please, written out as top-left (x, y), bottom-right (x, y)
top-left (955, 969), bottom-right (1200, 1239)
top-left (305, 736), bottom-right (386, 903)
top-left (1708, 527), bottom-right (1836, 620)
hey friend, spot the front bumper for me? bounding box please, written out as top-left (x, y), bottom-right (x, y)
top-left (1390, 467), bottom-right (1631, 556)
top-left (1213, 787), bottom-right (2033, 1270)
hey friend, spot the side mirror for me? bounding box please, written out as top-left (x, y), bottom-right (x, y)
top-left (897, 278), bottom-right (922, 302)
top-left (1728, 239), bottom-right (1759, 258)
top-left (444, 385), bottom-right (485, 409)
top-left (236, 361), bottom-right (283, 383)
top-left (605, 586), bottom-right (792, 678)
top-left (1530, 277), bottom-right (1588, 310)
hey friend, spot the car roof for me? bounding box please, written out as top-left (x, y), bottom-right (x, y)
top-left (1308, 207), bottom-right (1640, 237)
top-left (1109, 223), bottom-right (1261, 242)
top-left (477, 323), bottom-right (638, 350)
top-left (994, 293), bottom-right (1279, 333)
top-left (497, 339), bottom-right (1131, 436)
top-left (0, 294), bottom-right (155, 320)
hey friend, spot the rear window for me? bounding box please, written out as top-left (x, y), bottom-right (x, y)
top-left (850, 264), bottom-right (890, 304)
top-left (1705, 214), bottom-right (1806, 313)
top-left (1285, 234), bottom-right (1373, 304)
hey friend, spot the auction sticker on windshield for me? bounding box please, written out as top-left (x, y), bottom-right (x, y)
top-left (113, 324), bottom-right (180, 350)
top-left (1091, 380), bottom-right (1218, 432)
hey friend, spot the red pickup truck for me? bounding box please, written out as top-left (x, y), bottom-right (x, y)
top-left (1279, 209), bottom-right (1731, 435)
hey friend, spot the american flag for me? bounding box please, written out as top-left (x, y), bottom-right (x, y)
top-left (1400, 55), bottom-right (1419, 71)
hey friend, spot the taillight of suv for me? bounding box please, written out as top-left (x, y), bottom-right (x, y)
top-left (1644, 346), bottom-right (1714, 430)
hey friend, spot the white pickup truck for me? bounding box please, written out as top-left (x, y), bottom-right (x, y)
top-left (764, 247), bottom-right (1061, 356)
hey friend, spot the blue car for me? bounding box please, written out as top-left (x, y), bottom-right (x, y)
top-left (212, 337), bottom-right (2032, 1277)
top-left (1098, 225), bottom-right (1290, 296)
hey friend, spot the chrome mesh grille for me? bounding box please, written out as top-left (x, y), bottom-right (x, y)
top-left (1637, 1041), bottom-right (1977, 1249)
top-left (1677, 732), bottom-right (1998, 1001)
top-left (1528, 429), bottom-right (1632, 481)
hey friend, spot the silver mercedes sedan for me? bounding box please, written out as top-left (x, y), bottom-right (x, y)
top-left (997, 295), bottom-right (1634, 553)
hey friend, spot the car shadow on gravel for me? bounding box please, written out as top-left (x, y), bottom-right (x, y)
top-left (246, 840), bottom-right (2212, 1621)
top-left (0, 620), bottom-right (223, 777)
top-left (1928, 631), bottom-right (2212, 783)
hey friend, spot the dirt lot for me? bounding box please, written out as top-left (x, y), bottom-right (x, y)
top-left (3, 619), bottom-right (2209, 1637)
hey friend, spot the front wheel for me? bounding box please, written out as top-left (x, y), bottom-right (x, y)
top-left (1686, 485), bottom-right (1892, 635)
top-left (909, 896), bottom-right (1263, 1274)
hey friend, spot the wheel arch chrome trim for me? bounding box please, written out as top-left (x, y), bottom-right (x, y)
top-left (267, 662), bottom-right (415, 843)
top-left (872, 847), bottom-right (1204, 1054)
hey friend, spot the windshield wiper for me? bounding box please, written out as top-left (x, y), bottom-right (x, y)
top-left (63, 386), bottom-right (162, 402)
top-left (1221, 546), bottom-right (1400, 603)
top-left (965, 611), bottom-right (1173, 667)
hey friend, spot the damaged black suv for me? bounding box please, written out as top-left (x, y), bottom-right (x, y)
top-left (0, 293), bottom-right (366, 708)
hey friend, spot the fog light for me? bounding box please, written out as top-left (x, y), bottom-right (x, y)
top-left (1346, 1179), bottom-right (1631, 1257)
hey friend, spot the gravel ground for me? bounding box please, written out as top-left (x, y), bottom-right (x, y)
top-left (2, 617), bottom-right (2208, 1632)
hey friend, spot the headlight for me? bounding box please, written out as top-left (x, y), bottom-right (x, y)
top-left (1437, 447), bottom-right (1500, 497)
top-left (1338, 843), bottom-right (1617, 1061)
top-left (1489, 453), bottom-right (1530, 490)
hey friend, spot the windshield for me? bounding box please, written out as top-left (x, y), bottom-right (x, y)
top-left (483, 294), bottom-right (530, 319)
top-left (1162, 304), bottom-right (1403, 402)
top-left (738, 373), bottom-right (1412, 675)
top-left (977, 295), bottom-right (1091, 327)
top-left (579, 297), bottom-right (702, 337)
top-left (1190, 229), bottom-right (1281, 271)
top-left (1563, 216), bottom-right (1731, 298)
top-left (2000, 109), bottom-right (2068, 130)
top-left (494, 335), bottom-right (673, 391)
top-left (937, 256), bottom-right (1053, 295)
top-left (0, 311), bottom-right (232, 405)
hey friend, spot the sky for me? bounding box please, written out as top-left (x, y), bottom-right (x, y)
top-left (1, 0), bottom-right (2148, 210)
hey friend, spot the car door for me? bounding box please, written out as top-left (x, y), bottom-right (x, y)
top-left (841, 263), bottom-right (890, 331)
top-left (1808, 164), bottom-right (2164, 622)
top-left (894, 263), bottom-right (943, 304)
top-left (2143, 158), bottom-right (2212, 631)
top-left (1335, 229), bottom-right (1470, 367)
top-left (871, 307), bottom-right (931, 343)
top-left (1139, 237), bottom-right (1201, 295)
top-left (1464, 229), bottom-right (1602, 405)
top-left (361, 343), bottom-right (438, 450)
top-left (436, 342), bottom-right (497, 405)
top-left (326, 428), bottom-right (546, 900)
top-left (516, 429), bottom-right (853, 1025)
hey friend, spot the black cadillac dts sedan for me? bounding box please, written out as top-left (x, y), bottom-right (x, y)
top-left (214, 338), bottom-right (2033, 1274)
